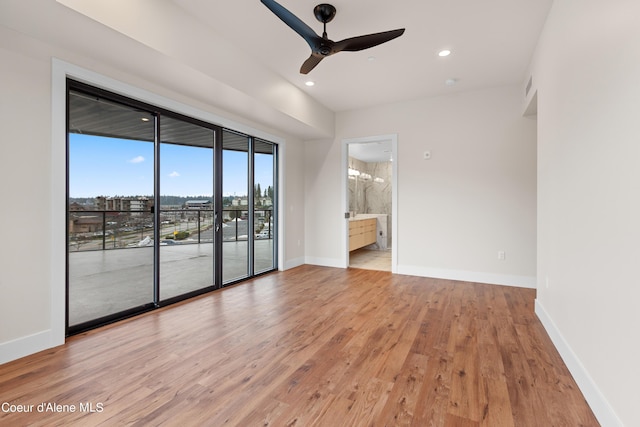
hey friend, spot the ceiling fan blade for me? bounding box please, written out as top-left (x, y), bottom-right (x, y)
top-left (261, 0), bottom-right (319, 46)
top-left (300, 54), bottom-right (324, 74)
top-left (334, 28), bottom-right (405, 53)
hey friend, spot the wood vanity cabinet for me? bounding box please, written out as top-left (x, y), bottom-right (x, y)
top-left (349, 218), bottom-right (377, 251)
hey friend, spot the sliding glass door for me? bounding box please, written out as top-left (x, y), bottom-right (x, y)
top-left (254, 139), bottom-right (277, 274)
top-left (66, 81), bottom-right (278, 333)
top-left (67, 89), bottom-right (156, 327)
top-left (222, 130), bottom-right (250, 283)
top-left (159, 116), bottom-right (215, 301)
top-left (221, 132), bottom-right (278, 283)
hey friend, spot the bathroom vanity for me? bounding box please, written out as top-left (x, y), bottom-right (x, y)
top-left (349, 217), bottom-right (377, 251)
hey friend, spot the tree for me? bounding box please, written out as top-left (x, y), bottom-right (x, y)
top-left (254, 183), bottom-right (262, 206)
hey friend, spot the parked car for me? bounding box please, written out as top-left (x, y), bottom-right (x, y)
top-left (255, 230), bottom-right (272, 239)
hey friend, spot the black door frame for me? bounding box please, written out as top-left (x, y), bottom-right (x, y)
top-left (66, 80), bottom-right (277, 335)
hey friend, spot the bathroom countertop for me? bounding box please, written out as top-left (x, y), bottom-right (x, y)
top-left (349, 214), bottom-right (387, 221)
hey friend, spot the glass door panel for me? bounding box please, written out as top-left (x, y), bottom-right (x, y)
top-left (67, 90), bottom-right (155, 328)
top-left (222, 130), bottom-right (249, 283)
top-left (159, 116), bottom-right (215, 300)
top-left (67, 81), bottom-right (279, 334)
top-left (254, 139), bottom-right (276, 273)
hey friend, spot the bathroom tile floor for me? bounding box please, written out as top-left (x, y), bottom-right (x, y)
top-left (349, 248), bottom-right (391, 272)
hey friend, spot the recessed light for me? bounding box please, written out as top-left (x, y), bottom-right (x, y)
top-left (367, 56), bottom-right (376, 62)
top-left (438, 49), bottom-right (451, 57)
top-left (141, 117), bottom-right (150, 122)
top-left (305, 80), bottom-right (315, 87)
top-left (445, 78), bottom-right (458, 86)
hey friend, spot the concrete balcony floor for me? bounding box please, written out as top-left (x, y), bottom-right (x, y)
top-left (68, 240), bottom-right (275, 325)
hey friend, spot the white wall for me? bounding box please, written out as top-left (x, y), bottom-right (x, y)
top-left (531, 1), bottom-right (640, 425)
top-left (304, 138), bottom-right (345, 267)
top-left (0, 25), bottom-right (307, 363)
top-left (0, 46), bottom-right (53, 353)
top-left (282, 139), bottom-right (306, 270)
top-left (305, 85), bottom-right (537, 286)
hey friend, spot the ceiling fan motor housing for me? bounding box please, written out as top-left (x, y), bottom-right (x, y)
top-left (314, 4), bottom-right (336, 24)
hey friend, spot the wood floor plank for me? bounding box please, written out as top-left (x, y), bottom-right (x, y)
top-left (410, 354), bottom-right (451, 427)
top-left (477, 320), bottom-right (515, 427)
top-left (337, 377), bottom-right (394, 427)
top-left (378, 352), bottom-right (430, 426)
top-left (0, 265), bottom-right (599, 426)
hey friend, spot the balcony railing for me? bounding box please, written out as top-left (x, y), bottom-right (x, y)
top-left (68, 208), bottom-right (273, 252)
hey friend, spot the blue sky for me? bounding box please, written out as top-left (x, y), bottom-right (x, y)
top-left (69, 134), bottom-right (273, 198)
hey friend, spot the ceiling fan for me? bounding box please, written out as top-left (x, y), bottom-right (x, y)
top-left (261, 0), bottom-right (405, 74)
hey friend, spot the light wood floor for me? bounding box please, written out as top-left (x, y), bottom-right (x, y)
top-left (0, 265), bottom-right (598, 426)
top-left (349, 248), bottom-right (391, 271)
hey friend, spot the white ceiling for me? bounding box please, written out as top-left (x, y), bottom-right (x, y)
top-left (349, 140), bottom-right (393, 163)
top-left (172, 0), bottom-right (553, 112)
top-left (1, 0), bottom-right (553, 140)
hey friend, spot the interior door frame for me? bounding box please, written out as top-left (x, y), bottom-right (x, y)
top-left (341, 134), bottom-right (398, 273)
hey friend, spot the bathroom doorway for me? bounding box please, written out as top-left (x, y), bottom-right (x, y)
top-left (342, 135), bottom-right (397, 273)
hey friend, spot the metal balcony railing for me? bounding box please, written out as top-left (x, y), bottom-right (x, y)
top-left (68, 208), bottom-right (274, 252)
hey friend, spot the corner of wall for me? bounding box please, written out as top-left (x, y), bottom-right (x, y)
top-left (0, 331), bottom-right (55, 365)
top-left (283, 257), bottom-right (305, 270)
top-left (535, 300), bottom-right (623, 427)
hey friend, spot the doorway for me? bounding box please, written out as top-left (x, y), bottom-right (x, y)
top-left (343, 135), bottom-right (398, 273)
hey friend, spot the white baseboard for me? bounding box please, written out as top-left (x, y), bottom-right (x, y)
top-left (535, 300), bottom-right (623, 427)
top-left (0, 330), bottom-right (54, 365)
top-left (396, 265), bottom-right (536, 288)
top-left (283, 257), bottom-right (305, 270)
top-left (304, 256), bottom-right (346, 269)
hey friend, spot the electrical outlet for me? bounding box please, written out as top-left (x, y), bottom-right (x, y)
top-left (498, 251), bottom-right (505, 260)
